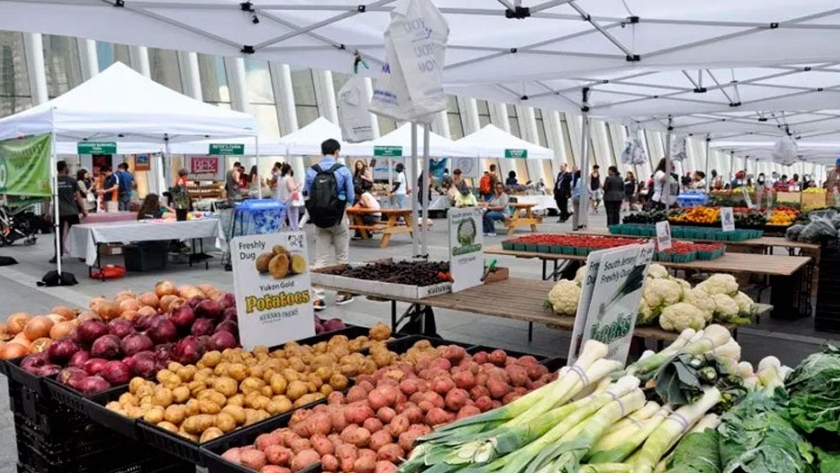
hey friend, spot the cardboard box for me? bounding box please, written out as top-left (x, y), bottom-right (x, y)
top-left (775, 191), bottom-right (800, 205)
top-left (483, 267), bottom-right (510, 284)
top-left (100, 244), bottom-right (123, 256)
top-left (311, 261), bottom-right (452, 300)
top-left (801, 193), bottom-right (827, 210)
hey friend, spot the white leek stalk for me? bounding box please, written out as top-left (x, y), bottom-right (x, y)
top-left (712, 338), bottom-right (741, 362)
top-left (587, 405), bottom-right (672, 464)
top-left (603, 401), bottom-right (660, 437)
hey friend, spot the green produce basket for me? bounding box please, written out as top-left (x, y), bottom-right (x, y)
top-left (513, 243), bottom-right (527, 251)
top-left (656, 252), bottom-right (671, 262)
top-left (501, 241), bottom-right (514, 251)
top-left (670, 252), bottom-right (696, 263)
top-left (608, 225), bottom-right (621, 235)
top-left (550, 245), bottom-right (564, 254)
top-left (537, 244), bottom-right (551, 253)
top-left (561, 246), bottom-right (575, 255)
top-left (524, 244), bottom-right (538, 252)
top-left (575, 247), bottom-right (589, 256)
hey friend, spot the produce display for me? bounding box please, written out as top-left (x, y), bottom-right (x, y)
top-left (502, 234), bottom-right (640, 256)
top-left (622, 205), bottom-right (799, 230)
top-left (654, 242), bottom-right (725, 263)
top-left (609, 223), bottom-right (760, 243)
top-left (546, 264), bottom-right (757, 331)
top-left (218, 341), bottom-right (557, 472)
top-left (106, 324), bottom-right (395, 442)
top-left (319, 261), bottom-right (452, 286)
top-left (398, 327), bottom-right (840, 473)
top-left (785, 208), bottom-right (840, 242)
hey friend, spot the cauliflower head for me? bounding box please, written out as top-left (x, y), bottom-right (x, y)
top-left (660, 302), bottom-right (708, 332)
top-left (683, 287), bottom-right (715, 322)
top-left (647, 264), bottom-right (669, 280)
top-left (574, 266), bottom-right (587, 286)
top-left (697, 273), bottom-right (739, 296)
top-left (642, 278), bottom-right (683, 311)
top-left (670, 277), bottom-right (691, 293)
top-left (548, 279), bottom-right (581, 316)
top-left (710, 293), bottom-right (748, 324)
top-left (638, 301), bottom-right (655, 325)
top-left (733, 291), bottom-right (756, 317)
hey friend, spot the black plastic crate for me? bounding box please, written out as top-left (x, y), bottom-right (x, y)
top-left (8, 377), bottom-right (94, 438)
top-left (7, 357), bottom-right (51, 396)
top-left (272, 324), bottom-right (373, 351)
top-left (200, 407), bottom-right (322, 473)
top-left (541, 357), bottom-right (568, 373)
top-left (0, 357), bottom-right (11, 376)
top-left (83, 386), bottom-right (142, 441)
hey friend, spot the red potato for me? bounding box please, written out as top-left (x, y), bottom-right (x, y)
top-left (457, 405), bottom-right (482, 419)
top-left (488, 350), bottom-right (507, 366)
top-left (399, 379), bottom-right (422, 396)
top-left (369, 430), bottom-right (393, 452)
top-left (377, 443), bottom-right (404, 462)
top-left (487, 377), bottom-right (511, 400)
top-left (363, 417), bottom-right (384, 433)
top-left (417, 401), bottom-right (435, 414)
top-left (422, 391), bottom-right (444, 409)
top-left (335, 444), bottom-right (358, 473)
top-left (291, 412), bottom-right (331, 438)
top-left (356, 374), bottom-right (376, 385)
top-left (492, 400), bottom-right (502, 409)
top-left (452, 371), bottom-right (476, 390)
top-left (260, 466), bottom-right (290, 473)
top-left (444, 389), bottom-right (469, 411)
top-left (311, 433), bottom-right (335, 456)
top-left (517, 355), bottom-right (539, 366)
top-left (321, 454), bottom-right (340, 472)
top-left (256, 433), bottom-right (283, 451)
top-left (474, 396), bottom-right (493, 412)
top-left (506, 365), bottom-right (530, 387)
top-left (357, 380), bottom-right (375, 393)
top-left (469, 385), bottom-right (490, 400)
top-left (472, 352), bottom-right (489, 365)
top-left (354, 455), bottom-right (377, 473)
top-left (430, 377), bottom-right (455, 395)
top-left (408, 424), bottom-right (432, 436)
top-left (240, 449), bottom-right (267, 470)
top-left (328, 391), bottom-right (346, 405)
top-left (526, 364), bottom-right (549, 381)
top-left (387, 415), bottom-right (409, 437)
top-left (264, 445), bottom-right (292, 466)
top-left (277, 430), bottom-right (300, 447)
top-left (221, 447), bottom-right (241, 463)
top-left (429, 358), bottom-right (451, 371)
top-left (344, 404), bottom-right (375, 425)
top-left (475, 373), bottom-right (489, 387)
top-left (460, 360), bottom-right (480, 375)
top-left (288, 438), bottom-right (312, 454)
top-left (402, 405), bottom-right (424, 424)
top-left (346, 386), bottom-right (368, 403)
top-left (329, 405), bottom-right (349, 433)
top-left (425, 408), bottom-right (452, 427)
top-left (368, 386), bottom-right (396, 410)
top-left (377, 407), bottom-right (396, 423)
top-left (375, 461), bottom-right (398, 473)
top-left (289, 409), bottom-right (312, 427)
top-left (440, 345), bottom-right (467, 364)
top-left (398, 430), bottom-right (423, 452)
top-left (289, 449), bottom-right (320, 472)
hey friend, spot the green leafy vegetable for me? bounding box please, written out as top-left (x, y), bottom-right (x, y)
top-left (655, 354), bottom-right (746, 409)
top-left (816, 447), bottom-right (840, 473)
top-left (718, 392), bottom-right (815, 473)
top-left (786, 345), bottom-right (840, 435)
top-left (666, 428), bottom-right (721, 473)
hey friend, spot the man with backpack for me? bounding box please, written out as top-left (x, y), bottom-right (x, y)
top-left (479, 164), bottom-right (500, 201)
top-left (116, 162), bottom-right (134, 211)
top-left (305, 138), bottom-right (356, 310)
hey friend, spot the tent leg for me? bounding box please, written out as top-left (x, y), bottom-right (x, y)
top-left (704, 135), bottom-right (711, 193)
top-left (162, 139), bottom-right (171, 196)
top-left (256, 136), bottom-right (262, 199)
top-left (730, 152), bottom-right (735, 186)
top-left (410, 123), bottom-right (419, 257)
top-left (576, 88), bottom-right (591, 230)
top-left (421, 125), bottom-right (430, 258)
top-left (51, 131), bottom-right (61, 276)
top-left (663, 118), bottom-right (673, 205)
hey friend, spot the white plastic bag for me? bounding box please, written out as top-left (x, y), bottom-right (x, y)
top-left (631, 138), bottom-right (648, 165)
top-left (620, 138), bottom-right (634, 164)
top-left (369, 0), bottom-right (449, 123)
top-left (670, 135), bottom-right (687, 161)
top-left (772, 137), bottom-right (797, 166)
top-left (337, 75), bottom-right (374, 143)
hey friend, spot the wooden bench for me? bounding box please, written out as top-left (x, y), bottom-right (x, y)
top-left (346, 208), bottom-right (414, 248)
top-left (504, 202), bottom-right (543, 235)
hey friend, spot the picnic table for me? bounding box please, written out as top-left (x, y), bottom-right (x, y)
top-left (505, 202), bottom-right (543, 235)
top-left (313, 276), bottom-right (771, 345)
top-left (346, 208), bottom-right (414, 248)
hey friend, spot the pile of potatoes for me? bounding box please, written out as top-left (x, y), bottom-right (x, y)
top-left (106, 324), bottom-right (397, 442)
top-left (220, 341), bottom-right (558, 472)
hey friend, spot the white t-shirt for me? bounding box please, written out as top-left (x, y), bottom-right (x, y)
top-left (395, 172), bottom-right (408, 195)
top-left (652, 171), bottom-right (666, 203)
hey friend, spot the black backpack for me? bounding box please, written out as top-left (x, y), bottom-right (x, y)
top-left (306, 164), bottom-right (346, 228)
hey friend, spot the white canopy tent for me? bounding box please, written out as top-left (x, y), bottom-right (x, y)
top-left (343, 123), bottom-right (475, 158)
top-left (0, 62), bottom-right (259, 276)
top-left (456, 124), bottom-right (554, 160)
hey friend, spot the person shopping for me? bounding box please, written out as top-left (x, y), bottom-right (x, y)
top-left (590, 164), bottom-right (602, 213)
top-left (391, 162), bottom-right (410, 209)
top-left (277, 163), bottom-right (304, 230)
top-left (116, 163), bottom-right (134, 211)
top-left (76, 169), bottom-right (96, 214)
top-left (454, 182), bottom-right (478, 208)
top-left (99, 166), bottom-right (120, 213)
top-left (554, 163), bottom-right (572, 222)
top-left (482, 182), bottom-right (510, 237)
top-left (603, 166), bottom-right (624, 226)
top-left (50, 161), bottom-right (88, 263)
top-left (623, 171), bottom-right (637, 211)
top-left (137, 193), bottom-right (176, 220)
top-left (350, 184), bottom-right (381, 240)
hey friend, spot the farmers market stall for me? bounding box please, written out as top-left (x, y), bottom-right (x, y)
top-left (66, 219), bottom-right (225, 271)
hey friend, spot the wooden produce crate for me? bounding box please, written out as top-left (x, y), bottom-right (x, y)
top-left (801, 193), bottom-right (828, 210)
top-left (775, 191), bottom-right (801, 205)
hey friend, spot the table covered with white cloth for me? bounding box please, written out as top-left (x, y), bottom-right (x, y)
top-left (510, 195), bottom-right (558, 213)
top-left (66, 219), bottom-right (225, 266)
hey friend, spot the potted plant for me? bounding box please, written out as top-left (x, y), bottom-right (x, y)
top-left (169, 186), bottom-right (190, 221)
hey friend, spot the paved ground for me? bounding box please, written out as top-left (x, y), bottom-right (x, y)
top-left (1, 208), bottom-right (838, 469)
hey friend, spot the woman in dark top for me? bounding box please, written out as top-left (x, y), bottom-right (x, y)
top-left (137, 193), bottom-right (175, 220)
top-left (603, 166), bottom-right (625, 226)
top-left (623, 170), bottom-right (637, 211)
top-left (590, 165), bottom-right (602, 214)
top-left (505, 171), bottom-right (518, 187)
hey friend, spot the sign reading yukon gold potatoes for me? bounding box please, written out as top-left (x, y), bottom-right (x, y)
top-left (231, 231), bottom-right (314, 350)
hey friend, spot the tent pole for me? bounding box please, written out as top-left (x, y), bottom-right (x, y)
top-left (421, 124), bottom-right (430, 257)
top-left (51, 130), bottom-right (61, 275)
top-left (576, 87), bottom-right (591, 230)
top-left (410, 123), bottom-right (419, 257)
top-left (256, 135), bottom-right (262, 199)
top-left (704, 135), bottom-right (711, 193)
top-left (730, 152), bottom-right (735, 187)
top-left (663, 118), bottom-right (673, 206)
top-left (162, 138), bottom-right (171, 196)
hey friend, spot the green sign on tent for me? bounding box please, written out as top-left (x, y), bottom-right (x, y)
top-left (209, 143), bottom-right (245, 155)
top-left (374, 146), bottom-right (403, 157)
top-left (1, 134), bottom-right (52, 197)
top-left (77, 142), bottom-right (117, 154)
top-left (504, 149), bottom-right (528, 159)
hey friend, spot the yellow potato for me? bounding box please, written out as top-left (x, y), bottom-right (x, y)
top-left (172, 386), bottom-right (191, 404)
top-left (200, 427), bottom-right (224, 443)
top-left (152, 387), bottom-right (174, 408)
top-left (143, 406), bottom-right (165, 424)
top-left (157, 421), bottom-right (179, 433)
top-left (199, 399), bottom-right (221, 415)
top-left (221, 405), bottom-right (246, 425)
top-left (200, 351), bottom-right (222, 368)
top-left (285, 380), bottom-right (309, 401)
top-left (164, 404), bottom-right (187, 425)
top-left (212, 377), bottom-right (238, 397)
top-left (214, 412), bottom-right (236, 433)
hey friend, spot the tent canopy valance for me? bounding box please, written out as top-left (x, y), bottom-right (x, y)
top-left (711, 141), bottom-right (840, 165)
top-left (343, 123), bottom-right (474, 158)
top-left (455, 124), bottom-right (553, 160)
top-left (0, 62), bottom-right (258, 143)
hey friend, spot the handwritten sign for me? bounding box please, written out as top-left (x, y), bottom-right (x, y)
top-left (655, 221), bottom-right (672, 251)
top-left (231, 231), bottom-right (314, 350)
top-left (720, 207), bottom-right (735, 232)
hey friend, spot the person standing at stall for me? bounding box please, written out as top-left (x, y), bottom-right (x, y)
top-left (49, 161), bottom-right (88, 263)
top-left (225, 162), bottom-right (242, 201)
top-left (306, 138), bottom-right (355, 310)
top-left (278, 163), bottom-right (304, 230)
top-left (116, 163), bottom-right (134, 211)
top-left (391, 162), bottom-right (409, 209)
top-left (603, 166), bottom-right (624, 226)
top-left (76, 169), bottom-right (96, 214)
top-left (554, 163), bottom-right (572, 222)
top-left (590, 164), bottom-right (602, 214)
top-left (99, 166), bottom-right (120, 213)
top-left (623, 170), bottom-right (637, 211)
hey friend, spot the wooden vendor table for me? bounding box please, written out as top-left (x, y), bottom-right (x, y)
top-left (574, 229), bottom-right (820, 255)
top-left (346, 208), bottom-right (414, 248)
top-left (485, 244), bottom-right (812, 320)
top-left (315, 277), bottom-right (771, 346)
